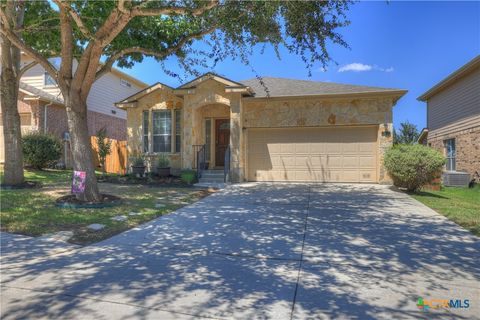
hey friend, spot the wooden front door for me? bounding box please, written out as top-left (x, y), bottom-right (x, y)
top-left (215, 119), bottom-right (230, 167)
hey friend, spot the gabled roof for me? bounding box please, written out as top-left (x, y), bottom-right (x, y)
top-left (177, 72), bottom-right (249, 90)
top-left (115, 82), bottom-right (174, 108)
top-left (19, 82), bottom-right (64, 105)
top-left (240, 77), bottom-right (407, 100)
top-left (418, 55), bottom-right (480, 101)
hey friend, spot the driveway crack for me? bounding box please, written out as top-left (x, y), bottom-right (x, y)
top-left (290, 184), bottom-right (311, 319)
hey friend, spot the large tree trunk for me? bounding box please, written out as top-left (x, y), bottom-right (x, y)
top-left (64, 91), bottom-right (101, 202)
top-left (0, 35), bottom-right (24, 186)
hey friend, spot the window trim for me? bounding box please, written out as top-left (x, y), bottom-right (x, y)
top-left (142, 110), bottom-right (150, 153)
top-left (174, 109), bottom-right (181, 153)
top-left (152, 109), bottom-right (172, 153)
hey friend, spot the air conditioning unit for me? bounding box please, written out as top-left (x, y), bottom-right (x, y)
top-left (442, 171), bottom-right (470, 187)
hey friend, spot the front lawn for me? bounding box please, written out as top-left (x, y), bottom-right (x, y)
top-left (410, 185), bottom-right (480, 236)
top-left (0, 169), bottom-right (211, 245)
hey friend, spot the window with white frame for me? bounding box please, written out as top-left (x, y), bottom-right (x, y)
top-left (444, 138), bottom-right (456, 171)
top-left (142, 110), bottom-right (149, 153)
top-left (175, 109), bottom-right (181, 153)
top-left (152, 110), bottom-right (172, 153)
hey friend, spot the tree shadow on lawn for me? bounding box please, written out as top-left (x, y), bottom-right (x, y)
top-left (1, 183), bottom-right (479, 319)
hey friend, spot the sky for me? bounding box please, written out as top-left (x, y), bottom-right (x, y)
top-left (119, 1), bottom-right (480, 130)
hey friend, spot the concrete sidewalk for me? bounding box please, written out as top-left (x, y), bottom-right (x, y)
top-left (1, 183), bottom-right (479, 319)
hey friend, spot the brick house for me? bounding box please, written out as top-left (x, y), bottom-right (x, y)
top-left (418, 55), bottom-right (480, 180)
top-left (0, 54), bottom-right (147, 166)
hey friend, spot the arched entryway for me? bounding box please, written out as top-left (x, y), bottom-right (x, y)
top-left (193, 103), bottom-right (230, 169)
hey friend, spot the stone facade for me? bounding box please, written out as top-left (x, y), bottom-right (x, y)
top-left (243, 97), bottom-right (394, 184)
top-left (428, 127), bottom-right (480, 176)
top-left (123, 79), bottom-right (397, 184)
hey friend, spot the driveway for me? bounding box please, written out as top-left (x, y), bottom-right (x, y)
top-left (1, 183), bottom-right (479, 319)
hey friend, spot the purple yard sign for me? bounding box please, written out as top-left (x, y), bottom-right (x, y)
top-left (72, 171), bottom-right (86, 194)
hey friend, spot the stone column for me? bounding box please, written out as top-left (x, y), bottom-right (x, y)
top-left (182, 98), bottom-right (194, 169)
top-left (230, 97), bottom-right (244, 182)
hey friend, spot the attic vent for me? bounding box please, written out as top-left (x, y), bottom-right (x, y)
top-left (120, 79), bottom-right (132, 88)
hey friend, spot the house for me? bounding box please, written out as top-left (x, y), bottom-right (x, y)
top-left (418, 55), bottom-right (480, 183)
top-left (116, 73), bottom-right (407, 183)
top-left (0, 54), bottom-right (148, 165)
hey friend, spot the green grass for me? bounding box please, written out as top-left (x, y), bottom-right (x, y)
top-left (410, 185), bottom-right (480, 236)
top-left (0, 169), bottom-right (210, 244)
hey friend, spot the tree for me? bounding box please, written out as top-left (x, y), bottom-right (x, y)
top-left (0, 1), bottom-right (58, 186)
top-left (96, 127), bottom-right (112, 176)
top-left (1, 0), bottom-right (351, 201)
top-left (393, 121), bottom-right (420, 145)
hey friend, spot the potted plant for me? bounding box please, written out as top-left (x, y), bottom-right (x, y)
top-left (156, 154), bottom-right (170, 177)
top-left (130, 153), bottom-right (146, 177)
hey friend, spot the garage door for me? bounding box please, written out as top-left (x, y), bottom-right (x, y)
top-left (247, 126), bottom-right (378, 183)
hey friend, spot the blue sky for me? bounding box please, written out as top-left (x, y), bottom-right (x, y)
top-left (120, 1), bottom-right (480, 130)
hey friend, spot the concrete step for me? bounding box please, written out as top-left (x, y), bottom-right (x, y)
top-left (199, 178), bottom-right (225, 183)
top-left (201, 172), bottom-right (224, 179)
top-left (194, 182), bottom-right (228, 189)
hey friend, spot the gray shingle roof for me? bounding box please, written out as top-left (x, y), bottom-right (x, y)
top-left (240, 77), bottom-right (403, 98)
top-left (20, 81), bottom-right (64, 104)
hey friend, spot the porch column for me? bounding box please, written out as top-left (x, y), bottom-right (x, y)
top-left (182, 100), bottom-right (194, 169)
top-left (230, 98), bottom-right (244, 182)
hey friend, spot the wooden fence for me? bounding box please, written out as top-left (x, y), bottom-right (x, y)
top-left (90, 136), bottom-right (127, 175)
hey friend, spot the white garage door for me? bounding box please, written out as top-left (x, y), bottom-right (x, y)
top-left (247, 126), bottom-right (378, 183)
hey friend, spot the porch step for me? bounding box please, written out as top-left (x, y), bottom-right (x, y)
top-left (198, 170), bottom-right (225, 184)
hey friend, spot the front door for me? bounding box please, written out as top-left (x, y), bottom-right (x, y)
top-left (215, 119), bottom-right (230, 167)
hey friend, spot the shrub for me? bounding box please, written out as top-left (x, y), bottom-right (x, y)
top-left (129, 153), bottom-right (145, 167)
top-left (96, 128), bottom-right (112, 175)
top-left (180, 169), bottom-right (197, 184)
top-left (22, 132), bottom-right (62, 169)
top-left (384, 144), bottom-right (445, 192)
top-left (157, 154), bottom-right (170, 168)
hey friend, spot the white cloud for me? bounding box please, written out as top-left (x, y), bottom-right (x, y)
top-left (338, 63), bottom-right (394, 73)
top-left (338, 63), bottom-right (372, 72)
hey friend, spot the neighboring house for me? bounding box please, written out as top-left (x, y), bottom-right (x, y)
top-left (418, 55), bottom-right (480, 180)
top-left (0, 54), bottom-right (148, 165)
top-left (116, 73), bottom-right (406, 183)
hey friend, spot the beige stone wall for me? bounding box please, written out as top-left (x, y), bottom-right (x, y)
top-left (243, 96), bottom-right (395, 184)
top-left (126, 88), bottom-right (183, 172)
top-left (428, 126), bottom-right (480, 176)
top-left (125, 80), bottom-right (396, 183)
top-left (181, 79), bottom-right (242, 176)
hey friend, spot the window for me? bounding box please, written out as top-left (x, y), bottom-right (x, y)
top-left (44, 71), bottom-right (56, 86)
top-left (175, 109), bottom-right (181, 153)
top-left (120, 79), bottom-right (132, 88)
top-left (142, 110), bottom-right (149, 153)
top-left (205, 119), bottom-right (211, 162)
top-left (152, 110), bottom-right (171, 152)
top-left (444, 138), bottom-right (456, 171)
top-left (44, 57), bottom-right (60, 86)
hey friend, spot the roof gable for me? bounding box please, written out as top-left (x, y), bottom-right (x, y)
top-left (115, 82), bottom-right (174, 108)
top-left (177, 72), bottom-right (248, 89)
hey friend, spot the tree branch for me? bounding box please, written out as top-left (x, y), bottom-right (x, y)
top-left (52, 0), bottom-right (93, 39)
top-left (131, 0), bottom-right (219, 17)
top-left (0, 7), bottom-right (57, 81)
top-left (96, 26), bottom-right (216, 80)
top-left (17, 61), bottom-right (37, 81)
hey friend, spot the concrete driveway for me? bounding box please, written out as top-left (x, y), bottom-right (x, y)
top-left (1, 183), bottom-right (479, 319)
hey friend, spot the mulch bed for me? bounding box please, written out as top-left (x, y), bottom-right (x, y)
top-left (55, 193), bottom-right (122, 209)
top-left (97, 175), bottom-right (194, 188)
top-left (0, 181), bottom-right (42, 190)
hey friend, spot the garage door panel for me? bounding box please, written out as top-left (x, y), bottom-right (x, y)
top-left (247, 126), bottom-right (378, 183)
